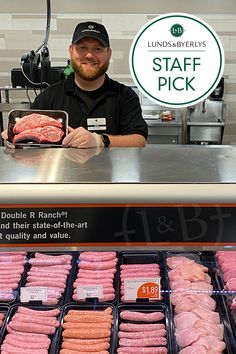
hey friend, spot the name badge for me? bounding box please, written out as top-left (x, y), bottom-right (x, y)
top-left (87, 118), bottom-right (106, 131)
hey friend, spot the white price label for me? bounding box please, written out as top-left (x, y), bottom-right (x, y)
top-left (20, 287), bottom-right (48, 302)
top-left (77, 285), bottom-right (103, 300)
top-left (124, 278), bottom-right (161, 301)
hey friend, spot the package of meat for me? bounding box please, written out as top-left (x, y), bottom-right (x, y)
top-left (51, 302), bottom-right (116, 354)
top-left (7, 109), bottom-right (68, 147)
top-left (118, 251), bottom-right (168, 303)
top-left (0, 303), bottom-right (61, 353)
top-left (0, 305), bottom-right (10, 342)
top-left (165, 252), bottom-right (236, 354)
top-left (67, 251), bottom-right (119, 304)
top-left (0, 251), bottom-right (28, 305)
top-left (20, 251), bottom-right (77, 306)
top-left (115, 302), bottom-right (173, 354)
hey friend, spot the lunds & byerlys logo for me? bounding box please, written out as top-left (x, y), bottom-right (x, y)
top-left (129, 13), bottom-right (225, 108)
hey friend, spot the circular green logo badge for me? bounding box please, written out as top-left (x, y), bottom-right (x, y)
top-left (129, 12), bottom-right (225, 108)
top-left (170, 24), bottom-right (184, 37)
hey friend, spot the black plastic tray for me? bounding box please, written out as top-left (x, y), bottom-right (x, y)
top-left (51, 302), bottom-right (116, 354)
top-left (164, 252), bottom-right (236, 354)
top-left (20, 251), bottom-right (76, 306)
top-left (66, 251), bottom-right (119, 304)
top-left (0, 303), bottom-right (61, 351)
top-left (0, 253), bottom-right (28, 305)
top-left (7, 109), bottom-right (68, 147)
top-left (118, 251), bottom-right (168, 304)
top-left (0, 305), bottom-right (10, 341)
top-left (115, 302), bottom-right (175, 353)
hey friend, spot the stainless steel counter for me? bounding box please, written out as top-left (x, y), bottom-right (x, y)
top-left (1, 145), bottom-right (236, 204)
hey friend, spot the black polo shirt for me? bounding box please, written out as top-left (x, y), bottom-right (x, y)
top-left (31, 73), bottom-right (148, 138)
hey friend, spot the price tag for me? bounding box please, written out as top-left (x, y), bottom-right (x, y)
top-left (20, 287), bottom-right (48, 302)
top-left (124, 278), bottom-right (161, 301)
top-left (77, 285), bottom-right (103, 300)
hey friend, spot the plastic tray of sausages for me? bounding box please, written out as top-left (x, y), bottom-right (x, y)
top-left (20, 251), bottom-right (77, 306)
top-left (0, 303), bottom-right (61, 353)
top-left (0, 305), bottom-right (10, 341)
top-left (118, 251), bottom-right (169, 304)
top-left (164, 251), bottom-right (236, 353)
top-left (65, 251), bottom-right (119, 304)
top-left (0, 251), bottom-right (28, 305)
top-left (115, 302), bottom-right (174, 354)
top-left (51, 302), bottom-right (116, 354)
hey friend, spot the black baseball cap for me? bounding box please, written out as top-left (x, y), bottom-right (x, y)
top-left (71, 21), bottom-right (110, 47)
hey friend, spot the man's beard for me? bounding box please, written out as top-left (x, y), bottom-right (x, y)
top-left (71, 59), bottom-right (109, 81)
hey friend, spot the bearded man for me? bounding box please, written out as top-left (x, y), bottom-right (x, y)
top-left (31, 21), bottom-right (148, 148)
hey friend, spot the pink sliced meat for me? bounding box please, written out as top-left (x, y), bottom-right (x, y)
top-left (13, 113), bottom-right (62, 133)
top-left (225, 277), bottom-right (236, 290)
top-left (194, 336), bottom-right (226, 352)
top-left (13, 125), bottom-right (64, 144)
top-left (166, 256), bottom-right (195, 269)
top-left (179, 344), bottom-right (208, 354)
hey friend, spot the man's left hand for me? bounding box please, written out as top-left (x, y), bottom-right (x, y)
top-left (62, 126), bottom-right (103, 148)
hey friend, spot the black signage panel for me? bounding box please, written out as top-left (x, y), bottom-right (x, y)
top-left (0, 205), bottom-right (235, 246)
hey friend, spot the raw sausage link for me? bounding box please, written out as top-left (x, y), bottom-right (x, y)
top-left (63, 314), bottom-right (112, 323)
top-left (79, 251), bottom-right (116, 262)
top-left (68, 308), bottom-right (112, 315)
top-left (29, 257), bottom-right (67, 266)
top-left (8, 320), bottom-right (56, 334)
top-left (60, 350), bottom-right (109, 354)
top-left (17, 306), bottom-right (60, 317)
top-left (117, 347), bottom-right (168, 353)
top-left (63, 338), bottom-right (109, 344)
top-left (62, 328), bottom-right (111, 339)
top-left (120, 310), bottom-right (165, 322)
top-left (118, 329), bottom-right (167, 339)
top-left (119, 337), bottom-right (167, 347)
top-left (62, 322), bottom-right (111, 330)
top-left (62, 341), bottom-right (110, 351)
top-left (12, 313), bottom-right (60, 327)
top-left (4, 335), bottom-right (50, 349)
top-left (78, 260), bottom-right (117, 270)
top-left (119, 323), bottom-right (165, 332)
top-left (5, 332), bottom-right (50, 344)
top-left (1, 342), bottom-right (48, 354)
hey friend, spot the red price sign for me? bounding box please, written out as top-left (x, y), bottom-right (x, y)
top-left (137, 282), bottom-right (160, 299)
top-left (124, 278), bottom-right (161, 301)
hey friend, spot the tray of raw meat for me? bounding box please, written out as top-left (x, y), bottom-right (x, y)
top-left (118, 251), bottom-right (168, 303)
top-left (52, 302), bottom-right (116, 354)
top-left (7, 109), bottom-right (68, 147)
top-left (0, 304), bottom-right (61, 353)
top-left (67, 251), bottom-right (119, 304)
top-left (115, 303), bottom-right (173, 353)
top-left (164, 252), bottom-right (236, 354)
top-left (214, 250), bottom-right (236, 341)
top-left (20, 251), bottom-right (76, 306)
top-left (0, 251), bottom-right (27, 304)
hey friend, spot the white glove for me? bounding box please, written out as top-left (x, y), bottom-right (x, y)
top-left (62, 126), bottom-right (103, 148)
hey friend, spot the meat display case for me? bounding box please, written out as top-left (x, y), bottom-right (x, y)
top-left (0, 144), bottom-right (236, 353)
